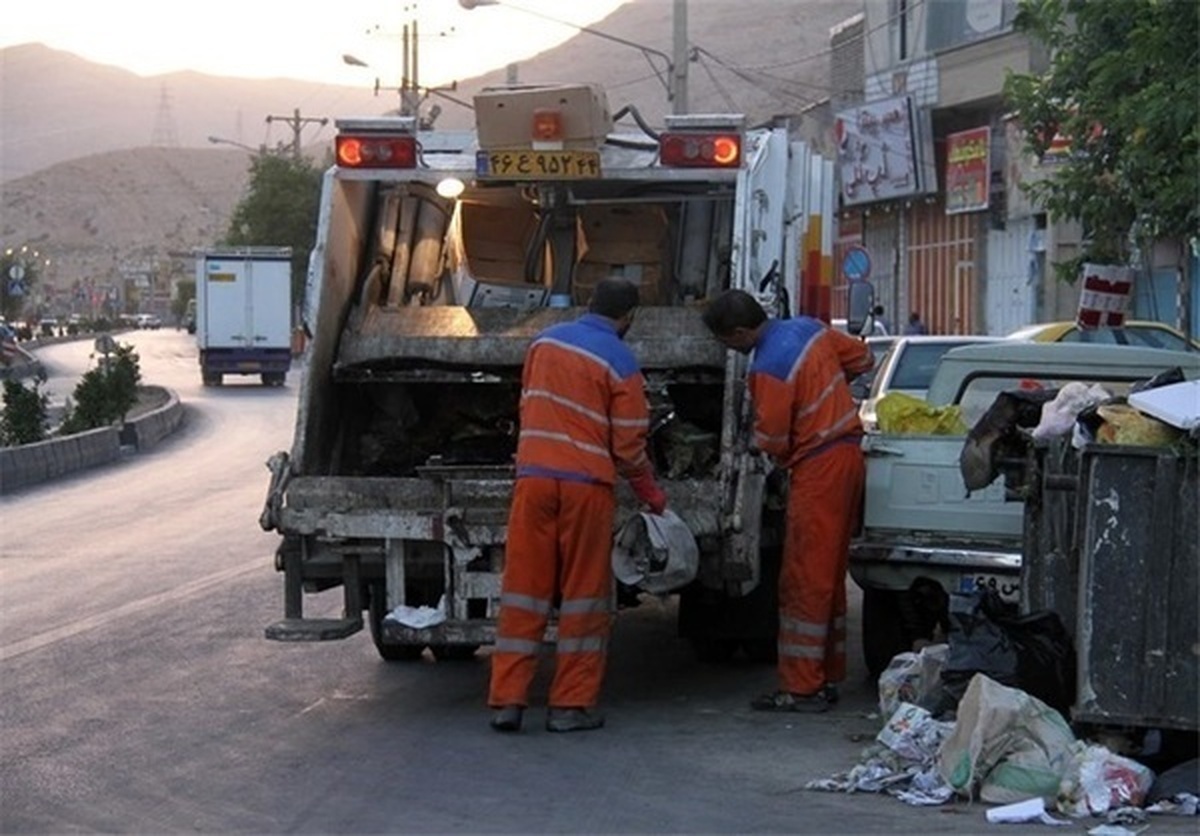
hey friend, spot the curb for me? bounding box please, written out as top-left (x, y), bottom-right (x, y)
top-left (0, 387), bottom-right (184, 495)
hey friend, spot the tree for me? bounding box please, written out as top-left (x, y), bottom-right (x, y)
top-left (0, 247), bottom-right (43, 321)
top-left (171, 279), bottom-right (196, 325)
top-left (58, 343), bottom-right (142, 434)
top-left (223, 152), bottom-right (324, 304)
top-left (1004, 0), bottom-right (1199, 284)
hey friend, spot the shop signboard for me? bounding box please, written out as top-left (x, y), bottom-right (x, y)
top-left (945, 126), bottom-right (991, 215)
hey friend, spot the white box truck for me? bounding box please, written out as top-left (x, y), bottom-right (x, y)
top-left (195, 247), bottom-right (293, 386)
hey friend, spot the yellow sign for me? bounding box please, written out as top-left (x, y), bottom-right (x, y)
top-left (208, 272), bottom-right (237, 282)
top-left (476, 149), bottom-right (600, 179)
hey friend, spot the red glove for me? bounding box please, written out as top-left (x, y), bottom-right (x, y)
top-left (628, 470), bottom-right (667, 515)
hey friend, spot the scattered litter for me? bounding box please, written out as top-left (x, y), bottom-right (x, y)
top-left (877, 644), bottom-right (947, 717)
top-left (985, 797), bottom-right (1070, 826)
top-left (1085, 825), bottom-right (1147, 836)
top-left (806, 703), bottom-right (955, 805)
top-left (385, 595), bottom-right (446, 629)
top-left (1059, 744), bottom-right (1155, 816)
top-left (1145, 793), bottom-right (1199, 816)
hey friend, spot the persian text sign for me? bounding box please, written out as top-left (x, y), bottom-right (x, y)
top-left (945, 126), bottom-right (991, 215)
top-left (834, 96), bottom-right (923, 206)
top-left (1077, 263), bottom-right (1133, 329)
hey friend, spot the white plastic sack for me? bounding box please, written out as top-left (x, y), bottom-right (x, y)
top-left (1058, 743), bottom-right (1155, 816)
top-left (1032, 382), bottom-right (1111, 440)
top-left (878, 643), bottom-right (948, 717)
top-left (611, 509), bottom-right (698, 594)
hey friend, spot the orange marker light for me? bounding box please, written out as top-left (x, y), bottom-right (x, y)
top-left (532, 108), bottom-right (564, 141)
top-left (659, 132), bottom-right (741, 168)
top-left (712, 136), bottom-right (739, 165)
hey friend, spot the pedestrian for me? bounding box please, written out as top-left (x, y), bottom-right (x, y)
top-left (488, 276), bottom-right (667, 734)
top-left (701, 289), bottom-right (872, 713)
top-left (903, 311), bottom-right (928, 335)
top-left (871, 305), bottom-right (892, 335)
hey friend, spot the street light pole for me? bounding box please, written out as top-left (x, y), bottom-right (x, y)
top-left (459, 0), bottom-right (688, 114)
top-left (207, 135), bottom-right (260, 154)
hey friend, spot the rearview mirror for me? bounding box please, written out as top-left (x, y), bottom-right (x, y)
top-left (846, 280), bottom-right (874, 337)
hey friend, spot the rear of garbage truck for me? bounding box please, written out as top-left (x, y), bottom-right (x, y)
top-left (259, 83), bottom-right (836, 663)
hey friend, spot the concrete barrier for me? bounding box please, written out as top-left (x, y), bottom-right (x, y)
top-left (0, 387), bottom-right (184, 495)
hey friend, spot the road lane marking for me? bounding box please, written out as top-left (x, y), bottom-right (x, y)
top-left (0, 562), bottom-right (262, 662)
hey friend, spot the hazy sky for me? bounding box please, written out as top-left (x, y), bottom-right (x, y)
top-left (1, 0), bottom-right (630, 88)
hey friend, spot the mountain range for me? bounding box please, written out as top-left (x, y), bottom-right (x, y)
top-left (0, 0), bottom-right (853, 310)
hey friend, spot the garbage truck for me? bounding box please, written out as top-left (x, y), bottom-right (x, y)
top-left (259, 83), bottom-right (837, 662)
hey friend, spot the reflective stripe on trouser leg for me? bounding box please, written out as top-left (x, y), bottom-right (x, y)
top-left (548, 480), bottom-right (615, 709)
top-left (488, 477), bottom-right (560, 708)
top-left (777, 442), bottom-right (865, 694)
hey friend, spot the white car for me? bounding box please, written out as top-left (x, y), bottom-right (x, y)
top-left (858, 335), bottom-right (1002, 431)
top-left (136, 313), bottom-right (162, 329)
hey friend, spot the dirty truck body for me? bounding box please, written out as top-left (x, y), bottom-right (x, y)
top-left (260, 85), bottom-right (836, 661)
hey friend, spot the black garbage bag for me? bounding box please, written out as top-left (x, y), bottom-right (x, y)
top-left (938, 590), bottom-right (1076, 717)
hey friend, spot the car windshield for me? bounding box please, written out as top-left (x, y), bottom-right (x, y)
top-left (889, 341), bottom-right (979, 390)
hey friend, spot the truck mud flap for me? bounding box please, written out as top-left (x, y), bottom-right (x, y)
top-left (265, 616), bottom-right (364, 641)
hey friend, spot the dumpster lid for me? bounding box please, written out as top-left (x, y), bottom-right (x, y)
top-left (1128, 379), bottom-right (1200, 430)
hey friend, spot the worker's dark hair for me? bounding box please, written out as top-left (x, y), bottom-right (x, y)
top-left (701, 289), bottom-right (766, 336)
top-left (589, 276), bottom-right (641, 319)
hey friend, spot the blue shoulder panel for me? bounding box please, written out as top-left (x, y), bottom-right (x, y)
top-left (750, 317), bottom-right (824, 381)
top-left (534, 314), bottom-right (639, 379)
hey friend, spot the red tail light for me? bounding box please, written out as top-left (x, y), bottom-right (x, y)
top-left (335, 134), bottom-right (417, 169)
top-left (659, 132), bottom-right (741, 168)
top-left (532, 108), bottom-right (564, 142)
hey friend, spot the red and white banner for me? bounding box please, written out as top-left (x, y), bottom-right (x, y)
top-left (1076, 263), bottom-right (1133, 329)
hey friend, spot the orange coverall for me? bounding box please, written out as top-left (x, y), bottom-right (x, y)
top-left (488, 314), bottom-right (659, 710)
top-left (748, 317), bottom-right (873, 695)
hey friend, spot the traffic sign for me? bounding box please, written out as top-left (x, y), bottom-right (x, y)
top-left (842, 245), bottom-right (872, 281)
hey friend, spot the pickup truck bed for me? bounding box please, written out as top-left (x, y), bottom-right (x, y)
top-left (849, 341), bottom-right (1200, 676)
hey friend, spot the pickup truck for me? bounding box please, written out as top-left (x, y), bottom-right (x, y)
top-left (849, 341), bottom-right (1200, 676)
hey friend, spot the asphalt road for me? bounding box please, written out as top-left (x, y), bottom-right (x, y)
top-left (1, 329), bottom-right (1191, 834)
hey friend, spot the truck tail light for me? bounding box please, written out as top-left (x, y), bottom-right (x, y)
top-left (532, 108), bottom-right (564, 142)
top-left (335, 134), bottom-right (417, 169)
top-left (659, 132), bottom-right (741, 168)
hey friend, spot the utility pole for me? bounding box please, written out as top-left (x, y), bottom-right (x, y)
top-left (672, 0), bottom-right (688, 115)
top-left (264, 109), bottom-right (330, 159)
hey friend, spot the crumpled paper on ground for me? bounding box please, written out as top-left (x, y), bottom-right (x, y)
top-left (985, 797), bottom-right (1071, 825)
top-left (806, 703), bottom-right (955, 806)
top-left (384, 595), bottom-right (447, 629)
top-left (1145, 793), bottom-right (1199, 816)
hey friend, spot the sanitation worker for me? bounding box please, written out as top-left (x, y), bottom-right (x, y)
top-left (702, 289), bottom-right (873, 712)
top-left (488, 276), bottom-right (666, 733)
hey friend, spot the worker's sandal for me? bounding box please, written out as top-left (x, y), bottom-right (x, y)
top-left (490, 705), bottom-right (524, 732)
top-left (749, 690), bottom-right (829, 713)
top-left (545, 707), bottom-right (605, 732)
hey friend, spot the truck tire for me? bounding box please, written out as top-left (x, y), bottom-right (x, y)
top-left (367, 584), bottom-right (425, 662)
top-left (261, 372), bottom-right (286, 387)
top-left (202, 372), bottom-right (222, 387)
top-left (861, 587), bottom-right (914, 679)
